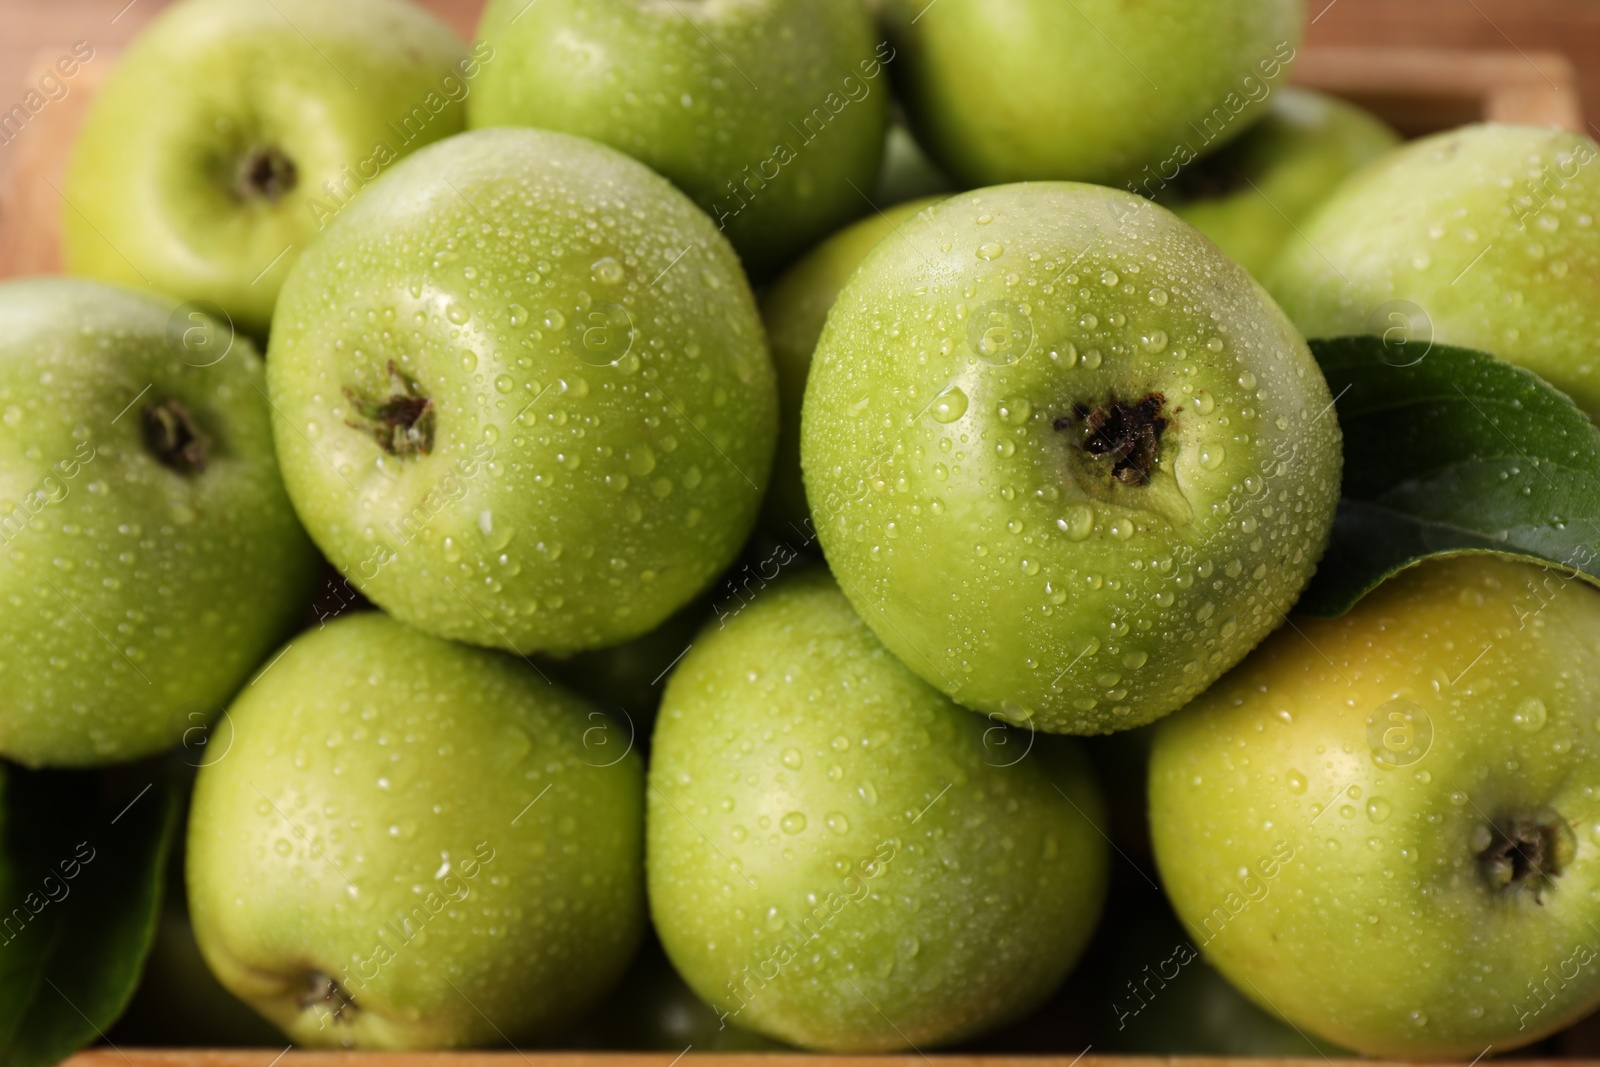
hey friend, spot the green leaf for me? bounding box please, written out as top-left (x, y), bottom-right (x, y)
top-left (0, 767), bottom-right (180, 1067)
top-left (1297, 336), bottom-right (1600, 617)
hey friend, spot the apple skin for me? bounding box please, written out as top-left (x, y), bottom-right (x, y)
top-left (1268, 124), bottom-right (1600, 418)
top-left (1150, 555), bottom-right (1600, 1057)
top-left (802, 183), bottom-right (1342, 735)
top-left (647, 569), bottom-right (1109, 1051)
top-left (62, 0), bottom-right (472, 337)
top-left (879, 0), bottom-right (1302, 188)
top-left (266, 127), bottom-right (777, 657)
top-left (1157, 88), bottom-right (1399, 279)
top-left (187, 612), bottom-right (645, 1049)
top-left (760, 196), bottom-right (943, 533)
top-left (0, 278), bottom-right (318, 767)
top-left (469, 0), bottom-right (888, 280)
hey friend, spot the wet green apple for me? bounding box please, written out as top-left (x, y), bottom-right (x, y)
top-left (879, 0), bottom-right (1302, 187)
top-left (648, 569), bottom-right (1108, 1051)
top-left (802, 183), bottom-right (1342, 734)
top-left (1099, 896), bottom-right (1346, 1057)
top-left (1150, 555), bottom-right (1600, 1057)
top-left (62, 0), bottom-right (472, 336)
top-left (469, 0), bottom-right (888, 279)
top-left (760, 196), bottom-right (943, 532)
top-left (0, 278), bottom-right (317, 767)
top-left (1269, 124), bottom-right (1600, 418)
top-left (1155, 88), bottom-right (1398, 278)
top-left (187, 612), bottom-right (644, 1049)
top-left (266, 127), bottom-right (777, 656)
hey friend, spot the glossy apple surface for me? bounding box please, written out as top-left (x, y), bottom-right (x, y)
top-left (62, 0), bottom-right (471, 336)
top-left (469, 0), bottom-right (887, 279)
top-left (187, 612), bottom-right (644, 1048)
top-left (1151, 555), bottom-right (1600, 1057)
top-left (1157, 88), bottom-right (1399, 278)
top-left (266, 128), bottom-right (777, 656)
top-left (760, 196), bottom-right (942, 532)
top-left (0, 278), bottom-right (317, 767)
top-left (648, 569), bottom-right (1108, 1050)
top-left (802, 183), bottom-right (1342, 734)
top-left (879, 0), bottom-right (1302, 187)
top-left (1269, 124), bottom-right (1600, 418)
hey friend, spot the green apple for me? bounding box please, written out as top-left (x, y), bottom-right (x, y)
top-left (1099, 896), bottom-right (1346, 1056)
top-left (0, 278), bottom-right (318, 767)
top-left (802, 183), bottom-right (1342, 735)
top-left (1268, 124), bottom-right (1600, 418)
top-left (1153, 88), bottom-right (1399, 278)
top-left (565, 936), bottom-right (786, 1051)
top-left (187, 612), bottom-right (645, 1049)
top-left (113, 894), bottom-right (287, 1047)
top-left (469, 0), bottom-right (888, 279)
top-left (266, 127), bottom-right (777, 656)
top-left (879, 0), bottom-right (1302, 188)
top-left (1150, 555), bottom-right (1600, 1057)
top-left (761, 196), bottom-right (943, 532)
top-left (648, 569), bottom-right (1109, 1051)
top-left (62, 0), bottom-right (473, 337)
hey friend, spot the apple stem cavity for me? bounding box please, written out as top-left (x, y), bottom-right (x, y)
top-left (1055, 393), bottom-right (1167, 486)
top-left (299, 971), bottom-right (359, 1026)
top-left (1476, 812), bottom-right (1577, 903)
top-left (344, 360), bottom-right (436, 458)
top-left (141, 397), bottom-right (208, 474)
top-left (235, 144), bottom-right (298, 204)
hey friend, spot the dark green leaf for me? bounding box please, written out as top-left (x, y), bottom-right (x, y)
top-left (0, 767), bottom-right (180, 1067)
top-left (1298, 336), bottom-right (1600, 617)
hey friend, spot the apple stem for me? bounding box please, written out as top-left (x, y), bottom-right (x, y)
top-left (344, 361), bottom-right (436, 458)
top-left (235, 144), bottom-right (298, 204)
top-left (141, 398), bottom-right (208, 474)
top-left (1054, 393), bottom-right (1167, 486)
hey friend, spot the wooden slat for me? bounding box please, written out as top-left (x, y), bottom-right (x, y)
top-left (1292, 46), bottom-right (1583, 135)
top-left (56, 1054), bottom-right (1576, 1067)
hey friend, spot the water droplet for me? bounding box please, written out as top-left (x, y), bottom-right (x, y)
top-left (781, 747), bottom-right (803, 770)
top-left (976, 242), bottom-right (1004, 260)
top-left (825, 812), bottom-right (850, 835)
top-left (1286, 770), bottom-right (1307, 794)
top-left (930, 387), bottom-right (968, 423)
top-left (1514, 697), bottom-right (1548, 731)
top-left (1367, 798), bottom-right (1392, 823)
top-left (1199, 446), bottom-right (1226, 471)
top-left (1192, 390), bottom-right (1215, 415)
top-left (1057, 505), bottom-right (1094, 541)
top-left (780, 812), bottom-right (807, 834)
top-left (591, 257), bottom-right (625, 284)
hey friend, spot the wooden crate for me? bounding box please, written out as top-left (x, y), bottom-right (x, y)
top-left (0, 33), bottom-right (1589, 1067)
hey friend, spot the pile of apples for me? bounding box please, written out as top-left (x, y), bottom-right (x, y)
top-left (6, 0), bottom-right (1600, 1058)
